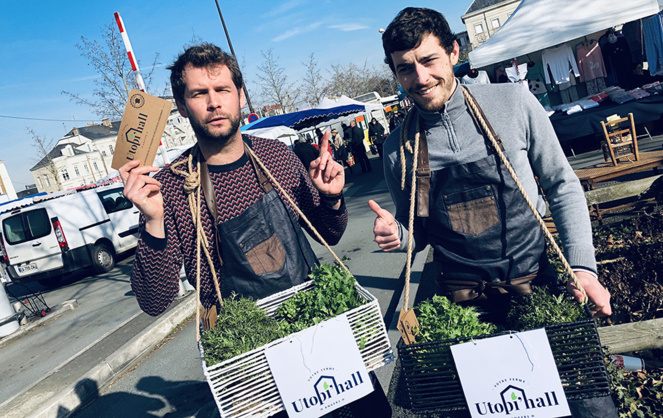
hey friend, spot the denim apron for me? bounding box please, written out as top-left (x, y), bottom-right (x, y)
top-left (418, 89), bottom-right (546, 302)
top-left (199, 142), bottom-right (318, 300)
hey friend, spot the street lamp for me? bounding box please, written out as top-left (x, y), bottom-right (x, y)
top-left (214, 0), bottom-right (255, 115)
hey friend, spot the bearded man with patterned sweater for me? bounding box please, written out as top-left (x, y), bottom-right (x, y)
top-left (119, 43), bottom-right (347, 315)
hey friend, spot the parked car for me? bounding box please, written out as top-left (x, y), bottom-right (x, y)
top-left (0, 184), bottom-right (139, 286)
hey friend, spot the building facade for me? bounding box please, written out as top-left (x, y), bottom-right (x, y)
top-left (462, 0), bottom-right (522, 49)
top-left (30, 102), bottom-right (197, 193)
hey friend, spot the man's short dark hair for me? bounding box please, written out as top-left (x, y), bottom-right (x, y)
top-left (382, 7), bottom-right (456, 73)
top-left (168, 43), bottom-right (243, 105)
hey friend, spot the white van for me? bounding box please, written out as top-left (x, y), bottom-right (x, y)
top-left (0, 184), bottom-right (139, 286)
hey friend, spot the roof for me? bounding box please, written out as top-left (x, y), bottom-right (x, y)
top-left (469, 0), bottom-right (660, 68)
top-left (30, 143), bottom-right (90, 171)
top-left (464, 0), bottom-right (517, 15)
top-left (64, 120), bottom-right (121, 139)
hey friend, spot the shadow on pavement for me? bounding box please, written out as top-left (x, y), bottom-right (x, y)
top-left (69, 377), bottom-right (217, 418)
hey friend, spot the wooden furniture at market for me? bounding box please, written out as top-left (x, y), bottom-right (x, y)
top-left (600, 113), bottom-right (639, 166)
top-left (574, 149), bottom-right (663, 221)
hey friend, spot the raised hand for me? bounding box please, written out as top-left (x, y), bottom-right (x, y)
top-left (119, 160), bottom-right (165, 238)
top-left (309, 130), bottom-right (344, 196)
top-left (368, 200), bottom-right (400, 251)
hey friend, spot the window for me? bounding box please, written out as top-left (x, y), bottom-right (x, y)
top-left (74, 166), bottom-right (80, 176)
top-left (45, 175), bottom-right (51, 187)
top-left (93, 162), bottom-right (99, 172)
top-left (98, 189), bottom-right (133, 214)
top-left (37, 177), bottom-right (43, 189)
top-left (61, 169), bottom-right (70, 181)
top-left (2, 208), bottom-right (51, 245)
top-left (475, 23), bottom-right (484, 34)
top-left (84, 164), bottom-right (90, 173)
top-left (109, 145), bottom-right (114, 154)
top-left (491, 18), bottom-right (500, 29)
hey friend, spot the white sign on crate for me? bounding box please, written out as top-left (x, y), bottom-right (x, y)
top-left (450, 328), bottom-right (570, 418)
top-left (265, 314), bottom-right (372, 418)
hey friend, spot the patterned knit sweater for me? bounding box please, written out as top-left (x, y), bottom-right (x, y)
top-left (131, 135), bottom-right (348, 316)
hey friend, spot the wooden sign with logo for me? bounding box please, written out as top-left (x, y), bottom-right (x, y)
top-left (397, 308), bottom-right (419, 345)
top-left (111, 89), bottom-right (172, 169)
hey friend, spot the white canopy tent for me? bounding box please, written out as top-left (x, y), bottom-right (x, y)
top-left (469, 0), bottom-right (660, 69)
top-left (314, 95), bottom-right (387, 130)
top-left (242, 125), bottom-right (300, 147)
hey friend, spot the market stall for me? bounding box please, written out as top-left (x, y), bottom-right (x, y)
top-left (468, 0), bottom-right (660, 70)
top-left (550, 94), bottom-right (663, 142)
top-left (464, 0), bottom-right (663, 152)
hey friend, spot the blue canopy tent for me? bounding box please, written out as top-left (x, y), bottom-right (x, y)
top-left (247, 104), bottom-right (365, 131)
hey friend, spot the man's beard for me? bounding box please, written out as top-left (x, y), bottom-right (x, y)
top-left (189, 112), bottom-right (241, 145)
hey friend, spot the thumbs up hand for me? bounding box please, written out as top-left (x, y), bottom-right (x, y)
top-left (368, 200), bottom-right (400, 251)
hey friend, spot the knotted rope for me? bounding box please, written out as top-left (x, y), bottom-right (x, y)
top-left (170, 154), bottom-right (222, 341)
top-left (170, 146), bottom-right (350, 340)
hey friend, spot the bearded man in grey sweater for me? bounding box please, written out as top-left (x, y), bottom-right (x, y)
top-left (370, 7), bottom-right (611, 319)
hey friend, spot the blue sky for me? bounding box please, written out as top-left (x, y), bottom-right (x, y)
top-left (0, 0), bottom-right (473, 190)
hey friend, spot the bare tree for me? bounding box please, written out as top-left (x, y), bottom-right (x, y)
top-left (62, 23), bottom-right (159, 120)
top-left (301, 53), bottom-right (328, 107)
top-left (256, 49), bottom-right (298, 113)
top-left (27, 127), bottom-right (62, 191)
top-left (363, 65), bottom-right (399, 98)
top-left (327, 62), bottom-right (398, 99)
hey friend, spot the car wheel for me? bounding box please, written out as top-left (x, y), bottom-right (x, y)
top-left (92, 244), bottom-right (115, 273)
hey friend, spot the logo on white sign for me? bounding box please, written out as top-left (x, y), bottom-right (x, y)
top-left (291, 370), bottom-right (366, 413)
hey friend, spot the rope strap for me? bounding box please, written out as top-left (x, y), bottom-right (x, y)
top-left (460, 87), bottom-right (586, 301)
top-left (170, 146), bottom-right (350, 340)
top-left (396, 89), bottom-right (588, 312)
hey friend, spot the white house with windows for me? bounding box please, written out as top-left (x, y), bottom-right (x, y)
top-left (462, 0), bottom-right (522, 49)
top-left (30, 101), bottom-right (197, 193)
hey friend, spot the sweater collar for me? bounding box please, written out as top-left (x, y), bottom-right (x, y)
top-left (415, 78), bottom-right (465, 124)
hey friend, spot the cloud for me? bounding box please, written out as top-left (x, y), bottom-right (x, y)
top-left (271, 21), bottom-right (323, 42)
top-left (261, 0), bottom-right (306, 19)
top-left (328, 23), bottom-right (369, 32)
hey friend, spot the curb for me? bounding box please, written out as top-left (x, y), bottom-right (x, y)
top-left (0, 299), bottom-right (79, 349)
top-left (30, 293), bottom-right (195, 418)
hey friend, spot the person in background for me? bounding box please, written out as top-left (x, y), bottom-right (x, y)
top-left (349, 120), bottom-right (371, 173)
top-left (331, 127), bottom-right (352, 174)
top-left (294, 137), bottom-right (319, 169)
top-left (389, 110), bottom-right (404, 131)
top-left (368, 118), bottom-right (386, 159)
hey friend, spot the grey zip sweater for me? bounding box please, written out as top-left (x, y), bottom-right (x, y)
top-left (382, 81), bottom-right (597, 274)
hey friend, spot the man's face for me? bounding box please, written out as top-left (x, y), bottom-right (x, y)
top-left (350, 121), bottom-right (356, 127)
top-left (176, 63), bottom-right (245, 145)
top-left (391, 33), bottom-right (459, 112)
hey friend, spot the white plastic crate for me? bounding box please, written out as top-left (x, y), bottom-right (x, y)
top-left (199, 280), bottom-right (394, 418)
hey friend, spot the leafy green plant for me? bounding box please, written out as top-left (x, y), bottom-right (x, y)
top-left (505, 286), bottom-right (586, 330)
top-left (201, 263), bottom-right (367, 366)
top-left (412, 295), bottom-right (497, 343)
top-left (276, 263), bottom-right (366, 334)
top-left (608, 361), bottom-right (663, 417)
top-left (201, 295), bottom-right (287, 365)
